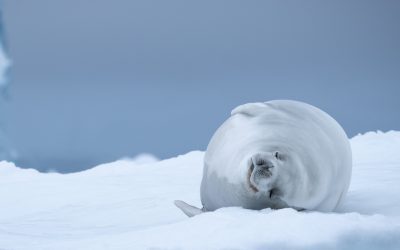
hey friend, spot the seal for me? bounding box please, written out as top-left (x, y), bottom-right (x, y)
top-left (175, 100), bottom-right (352, 217)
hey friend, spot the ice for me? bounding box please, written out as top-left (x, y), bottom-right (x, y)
top-left (0, 8), bottom-right (10, 90)
top-left (0, 45), bottom-right (9, 88)
top-left (0, 132), bottom-right (400, 249)
top-left (0, 10), bottom-right (13, 162)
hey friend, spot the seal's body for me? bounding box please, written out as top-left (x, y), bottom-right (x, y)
top-left (175, 100), bottom-right (352, 216)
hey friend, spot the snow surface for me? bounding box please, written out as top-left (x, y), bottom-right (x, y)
top-left (1, 131), bottom-right (400, 249)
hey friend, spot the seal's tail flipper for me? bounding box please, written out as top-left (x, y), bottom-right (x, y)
top-left (174, 200), bottom-right (204, 217)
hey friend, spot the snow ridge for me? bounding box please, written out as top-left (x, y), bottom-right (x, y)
top-left (0, 133), bottom-right (399, 249)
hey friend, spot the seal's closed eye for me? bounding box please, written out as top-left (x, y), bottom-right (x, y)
top-left (256, 159), bottom-right (266, 166)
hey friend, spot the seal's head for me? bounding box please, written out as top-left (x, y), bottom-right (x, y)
top-left (247, 151), bottom-right (285, 199)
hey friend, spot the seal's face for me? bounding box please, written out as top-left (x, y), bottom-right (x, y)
top-left (247, 151), bottom-right (282, 197)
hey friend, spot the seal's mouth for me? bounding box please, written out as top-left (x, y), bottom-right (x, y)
top-left (247, 163), bottom-right (259, 192)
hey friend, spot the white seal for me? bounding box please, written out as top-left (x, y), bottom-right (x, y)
top-left (175, 100), bottom-right (352, 216)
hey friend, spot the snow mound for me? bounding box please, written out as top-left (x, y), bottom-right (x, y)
top-left (0, 132), bottom-right (400, 249)
top-left (119, 153), bottom-right (159, 164)
top-left (351, 130), bottom-right (400, 165)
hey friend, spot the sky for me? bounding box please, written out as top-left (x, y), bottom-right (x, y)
top-left (1, 0), bottom-right (400, 172)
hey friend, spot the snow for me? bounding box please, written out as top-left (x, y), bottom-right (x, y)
top-left (1, 131), bottom-right (400, 249)
top-left (118, 153), bottom-right (159, 164)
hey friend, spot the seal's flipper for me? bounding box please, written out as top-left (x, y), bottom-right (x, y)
top-left (231, 102), bottom-right (270, 117)
top-left (174, 200), bottom-right (203, 217)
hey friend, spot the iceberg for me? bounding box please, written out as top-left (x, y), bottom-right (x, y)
top-left (0, 8), bottom-right (12, 161)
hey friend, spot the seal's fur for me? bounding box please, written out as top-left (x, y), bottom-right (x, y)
top-left (176, 100), bottom-right (352, 216)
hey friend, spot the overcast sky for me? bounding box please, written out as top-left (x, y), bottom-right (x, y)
top-left (2, 0), bottom-right (400, 172)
